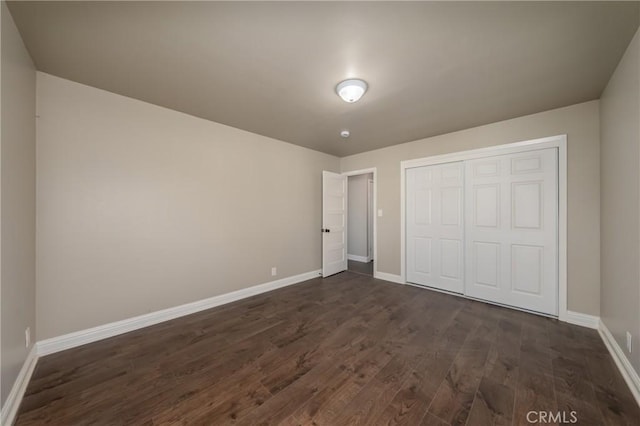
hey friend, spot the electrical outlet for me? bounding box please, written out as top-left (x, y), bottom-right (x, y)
top-left (271, 267), bottom-right (277, 277)
top-left (627, 332), bottom-right (632, 354)
top-left (25, 327), bottom-right (31, 348)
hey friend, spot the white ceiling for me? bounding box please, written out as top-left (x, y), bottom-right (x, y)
top-left (7, 1), bottom-right (640, 157)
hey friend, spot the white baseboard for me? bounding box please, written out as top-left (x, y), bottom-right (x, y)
top-left (564, 310), bottom-right (600, 329)
top-left (598, 319), bottom-right (640, 406)
top-left (374, 271), bottom-right (404, 285)
top-left (347, 254), bottom-right (370, 263)
top-left (37, 269), bottom-right (321, 356)
top-left (1, 345), bottom-right (38, 426)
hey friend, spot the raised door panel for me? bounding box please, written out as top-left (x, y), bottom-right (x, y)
top-left (414, 237), bottom-right (432, 274)
top-left (414, 189), bottom-right (432, 226)
top-left (512, 181), bottom-right (543, 230)
top-left (511, 244), bottom-right (544, 295)
top-left (474, 184), bottom-right (500, 228)
top-left (441, 188), bottom-right (462, 226)
top-left (440, 239), bottom-right (462, 280)
top-left (473, 242), bottom-right (500, 288)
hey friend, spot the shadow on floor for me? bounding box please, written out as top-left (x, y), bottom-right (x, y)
top-left (348, 259), bottom-right (373, 276)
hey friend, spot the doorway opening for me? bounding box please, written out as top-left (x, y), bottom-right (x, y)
top-left (321, 168), bottom-right (377, 278)
top-left (347, 173), bottom-right (374, 276)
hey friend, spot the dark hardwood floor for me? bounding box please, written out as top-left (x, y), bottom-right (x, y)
top-left (15, 272), bottom-right (639, 425)
top-left (348, 260), bottom-right (373, 276)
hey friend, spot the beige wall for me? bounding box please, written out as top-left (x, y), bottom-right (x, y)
top-left (600, 28), bottom-right (640, 375)
top-left (36, 72), bottom-right (339, 340)
top-left (0, 1), bottom-right (36, 407)
top-left (341, 100), bottom-right (601, 316)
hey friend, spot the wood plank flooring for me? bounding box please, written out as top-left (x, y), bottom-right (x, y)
top-left (15, 272), bottom-right (640, 425)
top-left (347, 260), bottom-right (373, 276)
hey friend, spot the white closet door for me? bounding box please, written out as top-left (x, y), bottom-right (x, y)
top-left (464, 148), bottom-right (558, 315)
top-left (406, 162), bottom-right (464, 293)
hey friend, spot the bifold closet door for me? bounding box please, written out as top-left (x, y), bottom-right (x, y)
top-left (464, 148), bottom-right (558, 315)
top-left (406, 162), bottom-right (464, 293)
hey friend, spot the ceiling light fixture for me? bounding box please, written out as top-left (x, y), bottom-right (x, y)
top-left (340, 130), bottom-right (350, 138)
top-left (336, 79), bottom-right (368, 103)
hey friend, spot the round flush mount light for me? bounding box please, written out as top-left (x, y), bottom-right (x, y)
top-left (336, 79), bottom-right (368, 103)
top-left (340, 130), bottom-right (350, 138)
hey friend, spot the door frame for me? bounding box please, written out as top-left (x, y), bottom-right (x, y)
top-left (367, 178), bottom-right (374, 261)
top-left (400, 135), bottom-right (568, 320)
top-left (343, 168), bottom-right (378, 276)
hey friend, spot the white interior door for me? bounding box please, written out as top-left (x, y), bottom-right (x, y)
top-left (322, 171), bottom-right (348, 277)
top-left (465, 148), bottom-right (558, 315)
top-left (406, 162), bottom-right (464, 293)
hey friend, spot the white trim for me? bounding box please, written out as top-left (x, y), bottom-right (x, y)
top-left (401, 135), bottom-right (568, 169)
top-left (1, 345), bottom-right (38, 426)
top-left (37, 270), bottom-right (321, 356)
top-left (374, 271), bottom-right (404, 285)
top-left (400, 160), bottom-right (407, 285)
top-left (367, 178), bottom-right (374, 262)
top-left (400, 135), bottom-right (568, 321)
top-left (564, 310), bottom-right (600, 329)
top-left (341, 168), bottom-right (377, 177)
top-left (557, 139), bottom-right (568, 322)
top-left (342, 168), bottom-right (378, 279)
top-left (347, 254), bottom-right (370, 263)
top-left (598, 320), bottom-right (640, 406)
